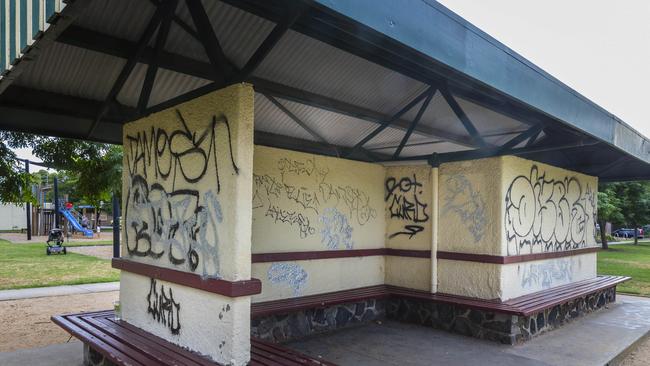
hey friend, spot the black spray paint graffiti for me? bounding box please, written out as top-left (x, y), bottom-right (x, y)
top-left (124, 110), bottom-right (237, 274)
top-left (505, 165), bottom-right (597, 255)
top-left (147, 278), bottom-right (181, 335)
top-left (253, 157), bottom-right (376, 240)
top-left (265, 205), bottom-right (315, 239)
top-left (442, 174), bottom-right (487, 242)
top-left (385, 175), bottom-right (429, 239)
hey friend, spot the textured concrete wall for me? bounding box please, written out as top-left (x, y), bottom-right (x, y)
top-left (437, 155), bottom-right (598, 300)
top-left (384, 165), bottom-right (436, 291)
top-left (501, 155), bottom-right (598, 256)
top-left (252, 146), bottom-right (385, 301)
top-left (252, 256), bottom-right (385, 302)
top-left (501, 252), bottom-right (597, 299)
top-left (119, 84), bottom-right (254, 365)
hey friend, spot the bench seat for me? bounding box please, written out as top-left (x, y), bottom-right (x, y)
top-left (252, 275), bottom-right (630, 317)
top-left (52, 310), bottom-right (334, 366)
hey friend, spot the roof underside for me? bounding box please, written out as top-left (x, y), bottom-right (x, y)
top-left (0, 0), bottom-right (648, 181)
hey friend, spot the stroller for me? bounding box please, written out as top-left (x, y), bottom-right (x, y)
top-left (46, 228), bottom-right (67, 255)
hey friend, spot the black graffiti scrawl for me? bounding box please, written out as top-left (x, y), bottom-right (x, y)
top-left (504, 165), bottom-right (597, 255)
top-left (124, 110), bottom-right (238, 274)
top-left (385, 174), bottom-right (430, 239)
top-left (147, 278), bottom-right (181, 335)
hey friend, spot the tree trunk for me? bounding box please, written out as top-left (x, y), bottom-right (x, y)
top-left (599, 220), bottom-right (608, 250)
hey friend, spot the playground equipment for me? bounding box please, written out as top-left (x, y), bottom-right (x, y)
top-left (60, 207), bottom-right (94, 238)
top-left (46, 228), bottom-right (66, 255)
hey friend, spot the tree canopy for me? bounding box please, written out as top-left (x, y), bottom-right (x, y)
top-left (0, 131), bottom-right (122, 209)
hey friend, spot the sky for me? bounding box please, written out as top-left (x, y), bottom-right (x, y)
top-left (11, 1), bottom-right (650, 161)
top-left (437, 0), bottom-right (650, 138)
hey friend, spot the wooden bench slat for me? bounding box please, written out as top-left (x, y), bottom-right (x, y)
top-left (508, 276), bottom-right (618, 306)
top-left (252, 339), bottom-right (335, 366)
top-left (52, 315), bottom-right (145, 366)
top-left (91, 316), bottom-right (202, 366)
top-left (66, 314), bottom-right (161, 366)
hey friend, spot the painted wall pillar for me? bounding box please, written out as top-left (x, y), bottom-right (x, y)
top-left (437, 155), bottom-right (598, 301)
top-left (384, 164), bottom-right (437, 292)
top-left (117, 84), bottom-right (257, 365)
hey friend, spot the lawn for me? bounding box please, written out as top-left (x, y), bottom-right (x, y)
top-left (0, 239), bottom-right (119, 290)
top-left (598, 242), bottom-right (650, 297)
top-left (63, 240), bottom-right (113, 247)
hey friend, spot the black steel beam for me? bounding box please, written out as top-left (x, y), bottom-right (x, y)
top-left (499, 124), bottom-right (545, 152)
top-left (254, 130), bottom-right (390, 162)
top-left (87, 1), bottom-right (173, 137)
top-left (185, 0), bottom-right (236, 84)
top-left (264, 94), bottom-right (331, 146)
top-left (55, 27), bottom-right (477, 147)
top-left (393, 88), bottom-right (435, 159)
top-left (138, 1), bottom-right (176, 112)
top-left (440, 86), bottom-right (486, 148)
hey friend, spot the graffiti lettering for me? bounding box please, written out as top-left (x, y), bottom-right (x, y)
top-left (385, 174), bottom-right (429, 239)
top-left (124, 110), bottom-right (236, 274)
top-left (505, 165), bottom-right (597, 255)
top-left (265, 205), bottom-right (316, 239)
top-left (147, 278), bottom-right (181, 335)
top-left (267, 263), bottom-right (308, 296)
top-left (320, 208), bottom-right (354, 249)
top-left (520, 259), bottom-right (573, 290)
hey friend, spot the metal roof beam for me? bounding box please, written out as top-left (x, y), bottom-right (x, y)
top-left (185, 0), bottom-right (236, 84)
top-left (346, 86), bottom-right (435, 158)
top-left (138, 1), bottom-right (176, 112)
top-left (87, 0), bottom-right (176, 137)
top-left (54, 27), bottom-right (478, 148)
top-left (440, 86), bottom-right (486, 148)
top-left (393, 88), bottom-right (435, 159)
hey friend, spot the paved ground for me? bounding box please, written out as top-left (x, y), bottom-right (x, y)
top-left (0, 293), bottom-right (648, 365)
top-left (0, 282), bottom-right (119, 301)
top-left (289, 294), bottom-right (650, 366)
top-left (0, 231), bottom-right (112, 244)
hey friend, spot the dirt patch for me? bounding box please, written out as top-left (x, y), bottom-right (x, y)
top-left (0, 291), bottom-right (118, 352)
top-left (67, 245), bottom-right (113, 259)
top-left (621, 334), bottom-right (650, 366)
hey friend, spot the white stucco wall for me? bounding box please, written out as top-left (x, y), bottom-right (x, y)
top-left (252, 256), bottom-right (385, 302)
top-left (0, 204), bottom-right (26, 230)
top-left (120, 272), bottom-right (251, 364)
top-left (119, 84), bottom-right (254, 366)
top-left (501, 252), bottom-right (597, 299)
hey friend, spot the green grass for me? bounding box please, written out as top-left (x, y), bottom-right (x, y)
top-left (0, 239), bottom-right (119, 290)
top-left (598, 242), bottom-right (650, 297)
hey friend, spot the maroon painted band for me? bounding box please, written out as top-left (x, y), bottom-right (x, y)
top-left (112, 258), bottom-right (262, 297)
top-left (437, 247), bottom-right (600, 264)
top-left (251, 248), bottom-right (431, 263)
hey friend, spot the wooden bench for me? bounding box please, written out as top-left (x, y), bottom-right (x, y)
top-left (252, 275), bottom-right (630, 318)
top-left (52, 310), bottom-right (334, 366)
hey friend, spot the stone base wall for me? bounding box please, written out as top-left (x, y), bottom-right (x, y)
top-left (387, 287), bottom-right (617, 344)
top-left (84, 343), bottom-right (117, 366)
top-left (251, 299), bottom-right (385, 343)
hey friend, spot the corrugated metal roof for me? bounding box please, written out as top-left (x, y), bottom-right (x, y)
top-left (169, 1), bottom-right (275, 68)
top-left (74, 0), bottom-right (154, 43)
top-left (253, 29), bottom-right (429, 116)
top-left (371, 141), bottom-right (471, 157)
top-left (255, 93), bottom-right (316, 141)
top-left (14, 42), bottom-right (124, 101)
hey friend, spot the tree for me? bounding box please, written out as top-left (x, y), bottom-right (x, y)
top-left (597, 184), bottom-right (623, 249)
top-left (0, 132), bottom-right (123, 221)
top-left (610, 182), bottom-right (650, 245)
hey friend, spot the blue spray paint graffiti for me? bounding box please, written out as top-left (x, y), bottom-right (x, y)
top-left (267, 263), bottom-right (308, 296)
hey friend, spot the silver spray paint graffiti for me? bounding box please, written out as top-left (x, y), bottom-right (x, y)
top-left (442, 174), bottom-right (487, 242)
top-left (320, 208), bottom-right (354, 250)
top-left (519, 259), bottom-right (573, 290)
top-left (267, 262), bottom-right (308, 296)
top-left (253, 156), bottom-right (374, 241)
top-left (385, 174), bottom-right (429, 239)
top-left (124, 110), bottom-right (237, 275)
top-left (505, 165), bottom-right (597, 255)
